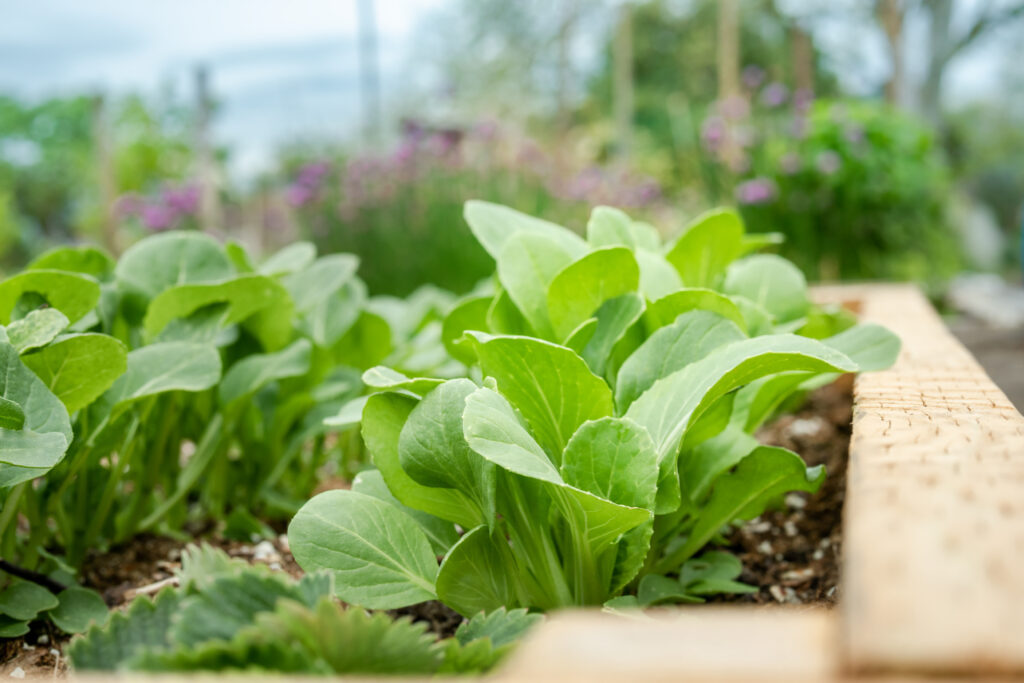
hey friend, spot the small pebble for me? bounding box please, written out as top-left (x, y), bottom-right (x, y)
top-left (747, 520), bottom-right (772, 533)
top-left (10, 667), bottom-right (25, 679)
top-left (268, 562), bottom-right (282, 571)
top-left (20, 643), bottom-right (30, 651)
top-left (38, 635), bottom-right (49, 646)
top-left (757, 540), bottom-right (773, 554)
top-left (812, 549), bottom-right (825, 561)
top-left (788, 416), bottom-right (826, 439)
top-left (783, 521), bottom-right (798, 537)
top-left (253, 540), bottom-right (279, 561)
top-left (774, 553), bottom-right (784, 561)
top-left (278, 534), bottom-right (290, 553)
top-left (818, 538), bottom-right (831, 549)
top-left (827, 586), bottom-right (838, 598)
top-left (781, 568), bottom-right (814, 582)
top-left (784, 493), bottom-right (807, 509)
top-left (49, 648), bottom-right (60, 657)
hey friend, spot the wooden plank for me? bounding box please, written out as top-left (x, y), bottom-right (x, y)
top-left (498, 608), bottom-right (838, 683)
top-left (818, 284), bottom-right (1024, 674)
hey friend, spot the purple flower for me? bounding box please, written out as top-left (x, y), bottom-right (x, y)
top-left (701, 115), bottom-right (726, 150)
top-left (115, 193), bottom-right (144, 218)
top-left (742, 65), bottom-right (766, 90)
top-left (735, 177), bottom-right (778, 205)
top-left (793, 88), bottom-right (814, 113)
top-left (162, 184), bottom-right (200, 216)
top-left (718, 95), bottom-right (749, 121)
top-left (760, 83), bottom-right (789, 108)
top-left (816, 150), bottom-right (842, 175)
top-left (297, 161), bottom-right (331, 187)
top-left (780, 152), bottom-right (801, 175)
top-left (285, 184), bottom-right (315, 207)
top-left (140, 203), bottom-right (175, 231)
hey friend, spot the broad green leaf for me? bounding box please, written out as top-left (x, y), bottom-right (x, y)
top-left (636, 574), bottom-right (703, 606)
top-left (462, 387), bottom-right (561, 485)
top-left (0, 581), bottom-right (58, 620)
top-left (581, 294), bottom-right (645, 378)
top-left (323, 396), bottom-right (368, 429)
top-left (6, 308), bottom-right (69, 353)
top-left (224, 241), bottom-right (255, 273)
top-left (496, 233), bottom-right (573, 338)
top-left (616, 311), bottom-right (746, 410)
top-left (101, 342), bottom-right (221, 412)
top-left (734, 372), bottom-right (816, 432)
top-left (466, 332), bottom-right (613, 459)
top-left (730, 295), bottom-right (775, 335)
top-left (626, 334), bottom-right (856, 465)
top-left (0, 397), bottom-right (23, 430)
top-left (822, 323), bottom-right (900, 371)
top-left (143, 274), bottom-right (288, 339)
top-left (282, 254), bottom-right (360, 314)
top-left (464, 200), bottom-right (586, 262)
top-left (723, 254), bottom-right (809, 323)
top-left (670, 447), bottom-right (825, 565)
top-left (288, 490), bottom-right (439, 609)
top-left (436, 526), bottom-right (518, 617)
top-left (47, 587), bottom-right (109, 634)
top-left (154, 303), bottom-right (233, 344)
top-left (485, 287), bottom-right (531, 336)
top-left (28, 245), bottom-right (115, 280)
top-left (362, 366), bottom-right (443, 396)
top-left (297, 277), bottom-right (366, 348)
top-left (351, 469), bottom-right (459, 555)
top-left (679, 551), bottom-right (755, 596)
top-left (0, 270), bottom-right (100, 325)
top-left (115, 231), bottom-right (234, 300)
top-left (546, 247), bottom-right (639, 341)
top-left (219, 339), bottom-right (312, 406)
top-left (679, 426), bottom-right (759, 505)
top-left (333, 310), bottom-right (392, 370)
top-left (739, 232), bottom-right (784, 255)
top-left (398, 380), bottom-right (496, 524)
top-left (0, 430), bottom-right (70, 487)
top-left (362, 392), bottom-right (479, 529)
top-left (664, 208), bottom-right (744, 287)
top-left (455, 607), bottom-right (542, 649)
top-left (635, 249), bottom-right (683, 300)
top-left (586, 207), bottom-right (659, 250)
top-left (441, 295), bottom-right (492, 365)
top-left (0, 616), bottom-right (29, 637)
top-left (560, 417), bottom-right (658, 510)
top-left (22, 333), bottom-right (128, 414)
top-left (563, 318), bottom-right (598, 356)
top-left (553, 485), bottom-right (651, 558)
top-left (645, 288), bottom-right (747, 333)
top-left (259, 241), bottom-right (317, 276)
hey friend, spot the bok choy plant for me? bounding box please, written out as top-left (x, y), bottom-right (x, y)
top-left (289, 201), bottom-right (899, 614)
top-left (0, 233), bottom-right (449, 635)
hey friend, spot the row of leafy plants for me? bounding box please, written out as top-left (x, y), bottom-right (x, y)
top-left (0, 201), bottom-right (898, 675)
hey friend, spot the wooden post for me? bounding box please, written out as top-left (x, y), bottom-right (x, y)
top-left (357, 0), bottom-right (381, 145)
top-left (878, 0), bottom-right (905, 106)
top-left (717, 0), bottom-right (740, 100)
top-left (91, 94), bottom-right (119, 254)
top-left (790, 24), bottom-right (814, 95)
top-left (193, 65), bottom-right (221, 233)
top-left (556, 0), bottom-right (578, 134)
top-left (612, 2), bottom-right (634, 161)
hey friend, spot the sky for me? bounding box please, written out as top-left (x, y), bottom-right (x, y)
top-left (2, 0), bottom-right (1018, 179)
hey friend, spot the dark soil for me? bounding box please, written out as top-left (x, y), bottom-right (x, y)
top-left (711, 375), bottom-right (853, 606)
top-left (389, 601), bottom-right (464, 638)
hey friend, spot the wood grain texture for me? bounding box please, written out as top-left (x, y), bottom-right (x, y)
top-left (817, 284), bottom-right (1024, 674)
top-left (498, 608), bottom-right (838, 683)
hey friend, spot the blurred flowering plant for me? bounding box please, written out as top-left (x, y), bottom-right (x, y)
top-left (695, 78), bottom-right (959, 281)
top-left (283, 120), bottom-right (663, 295)
top-left (117, 182), bottom-right (200, 232)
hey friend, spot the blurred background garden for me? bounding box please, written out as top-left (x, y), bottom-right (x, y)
top-left (2, 0), bottom-right (1023, 401)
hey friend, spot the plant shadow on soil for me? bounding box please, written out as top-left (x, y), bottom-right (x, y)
top-left (1, 378), bottom-right (853, 676)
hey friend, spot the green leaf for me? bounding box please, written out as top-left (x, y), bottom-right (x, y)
top-left (563, 318), bottom-right (598, 356)
top-left (28, 245), bottom-right (115, 280)
top-left (0, 581), bottom-right (58, 620)
top-left (485, 287), bottom-right (532, 336)
top-left (22, 333), bottom-right (128, 413)
top-left (464, 200), bottom-right (586, 262)
top-left (68, 589), bottom-right (181, 671)
top-left (670, 447), bottom-right (825, 567)
top-left (218, 339), bottom-right (312, 406)
top-left (436, 525), bottom-right (518, 617)
top-left (616, 311), bottom-right (746, 410)
top-left (636, 574), bottom-right (703, 606)
top-left (0, 616), bottom-right (29, 637)
top-left (644, 288), bottom-right (747, 333)
top-left (115, 231), bottom-right (234, 300)
top-left (496, 233), bottom-right (573, 338)
top-left (258, 242), bottom-right (317, 276)
top-left (822, 323), bottom-right (900, 372)
top-left (288, 490), bottom-right (439, 609)
top-left (297, 277), bottom-right (366, 348)
top-left (679, 426), bottom-right (759, 506)
top-left (361, 366), bottom-right (443, 396)
top-left (5, 308), bottom-right (69, 353)
top-left (560, 417), bottom-right (658, 510)
top-left (546, 247), bottom-right (639, 341)
top-left (441, 295), bottom-right (492, 365)
top-left (586, 206), bottom-right (635, 248)
top-left (48, 587), bottom-right (109, 634)
top-left (100, 342), bottom-right (221, 413)
top-left (723, 254), bottom-right (809, 323)
top-left (0, 397), bottom-right (23, 430)
top-left (362, 392), bottom-right (479, 529)
top-left (332, 310), bottom-right (393, 369)
top-left (466, 332), bottom-right (613, 459)
top-left (455, 607), bottom-right (543, 649)
top-left (143, 274), bottom-right (288, 339)
top-left (462, 386), bottom-right (562, 485)
top-left (679, 551), bottom-right (756, 596)
top-left (351, 469), bottom-right (459, 555)
top-left (282, 254), bottom-right (359, 315)
top-left (664, 208), bottom-right (744, 287)
top-left (398, 380), bottom-right (496, 524)
top-left (740, 232), bottom-right (784, 254)
top-left (0, 270), bottom-right (100, 325)
top-left (634, 249), bottom-right (683, 300)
